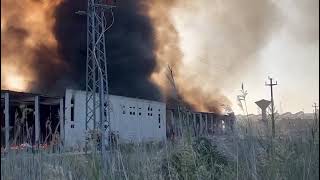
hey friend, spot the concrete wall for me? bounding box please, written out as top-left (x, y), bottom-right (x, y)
top-left (64, 89), bottom-right (166, 148)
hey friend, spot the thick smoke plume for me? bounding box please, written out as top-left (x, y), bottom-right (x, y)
top-left (1, 0), bottom-right (63, 93)
top-left (54, 0), bottom-right (162, 100)
top-left (2, 0), bottom-right (316, 113)
top-left (147, 0), bottom-right (282, 113)
top-left (2, 0), bottom-right (162, 100)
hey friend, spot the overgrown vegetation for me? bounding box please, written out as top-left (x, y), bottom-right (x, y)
top-left (2, 122), bottom-right (319, 180)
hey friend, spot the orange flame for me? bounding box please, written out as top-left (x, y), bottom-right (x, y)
top-left (1, 0), bottom-right (62, 91)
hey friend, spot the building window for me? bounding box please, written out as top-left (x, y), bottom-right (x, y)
top-left (133, 112), bottom-right (135, 115)
top-left (71, 107), bottom-right (74, 121)
top-left (122, 105), bottom-right (126, 114)
top-left (130, 112), bottom-right (132, 115)
top-left (71, 124), bottom-right (74, 128)
top-left (70, 98), bottom-right (75, 122)
top-left (159, 125), bottom-right (161, 128)
top-left (139, 112), bottom-right (141, 116)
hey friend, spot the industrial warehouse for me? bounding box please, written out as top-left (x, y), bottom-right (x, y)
top-left (1, 89), bottom-right (235, 151)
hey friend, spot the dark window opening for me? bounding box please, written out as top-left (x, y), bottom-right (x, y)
top-left (139, 112), bottom-right (141, 116)
top-left (133, 112), bottom-right (135, 115)
top-left (71, 107), bottom-right (74, 122)
top-left (71, 124), bottom-right (74, 128)
top-left (71, 98), bottom-right (74, 122)
top-left (159, 125), bottom-right (161, 128)
top-left (130, 112), bottom-right (132, 115)
top-left (158, 119), bottom-right (160, 123)
top-left (123, 111), bottom-right (126, 114)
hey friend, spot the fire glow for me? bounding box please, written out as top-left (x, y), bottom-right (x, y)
top-left (1, 0), bottom-right (62, 92)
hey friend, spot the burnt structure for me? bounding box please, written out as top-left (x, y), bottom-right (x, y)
top-left (1, 90), bottom-right (64, 150)
top-left (166, 108), bottom-right (235, 140)
top-left (1, 90), bottom-right (235, 151)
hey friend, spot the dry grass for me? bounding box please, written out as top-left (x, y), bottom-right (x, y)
top-left (1, 118), bottom-right (319, 180)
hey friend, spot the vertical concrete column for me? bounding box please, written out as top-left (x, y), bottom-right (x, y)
top-left (199, 113), bottom-right (203, 135)
top-left (170, 110), bottom-right (175, 137)
top-left (59, 98), bottom-right (64, 147)
top-left (193, 113), bottom-right (196, 136)
top-left (34, 96), bottom-right (40, 145)
top-left (209, 114), bottom-right (213, 135)
top-left (211, 114), bottom-right (214, 135)
top-left (4, 93), bottom-right (10, 150)
top-left (205, 113), bottom-right (208, 136)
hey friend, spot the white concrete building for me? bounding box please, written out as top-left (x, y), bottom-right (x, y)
top-left (64, 89), bottom-right (166, 148)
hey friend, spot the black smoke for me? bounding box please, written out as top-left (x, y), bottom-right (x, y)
top-left (53, 0), bottom-right (162, 101)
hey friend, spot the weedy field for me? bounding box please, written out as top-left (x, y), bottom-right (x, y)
top-left (1, 118), bottom-right (319, 180)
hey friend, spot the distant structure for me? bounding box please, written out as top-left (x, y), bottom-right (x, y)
top-left (255, 99), bottom-right (271, 123)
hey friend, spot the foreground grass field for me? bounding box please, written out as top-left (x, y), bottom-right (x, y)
top-left (1, 119), bottom-right (319, 180)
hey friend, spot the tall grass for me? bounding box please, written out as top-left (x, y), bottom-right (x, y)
top-left (1, 118), bottom-right (319, 180)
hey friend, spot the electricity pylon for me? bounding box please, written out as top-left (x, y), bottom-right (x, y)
top-left (76, 0), bottom-right (115, 161)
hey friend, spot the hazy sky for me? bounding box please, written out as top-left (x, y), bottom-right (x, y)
top-left (169, 0), bottom-right (319, 114)
top-left (228, 0), bottom-right (319, 114)
top-left (228, 35), bottom-right (319, 114)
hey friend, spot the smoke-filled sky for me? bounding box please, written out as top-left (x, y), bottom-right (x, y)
top-left (1, 0), bottom-right (318, 114)
top-left (166, 0), bottom-right (319, 114)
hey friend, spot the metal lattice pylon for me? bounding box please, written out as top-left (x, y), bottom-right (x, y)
top-left (85, 0), bottom-right (115, 152)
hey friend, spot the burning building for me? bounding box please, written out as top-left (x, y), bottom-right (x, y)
top-left (1, 0), bottom-right (245, 151)
top-left (1, 89), bottom-right (235, 151)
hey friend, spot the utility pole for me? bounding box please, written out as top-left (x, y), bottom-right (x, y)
top-left (313, 103), bottom-right (318, 125)
top-left (265, 77), bottom-right (278, 138)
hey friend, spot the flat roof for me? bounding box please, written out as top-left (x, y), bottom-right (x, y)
top-left (66, 88), bottom-right (166, 106)
top-left (1, 90), bottom-right (62, 105)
